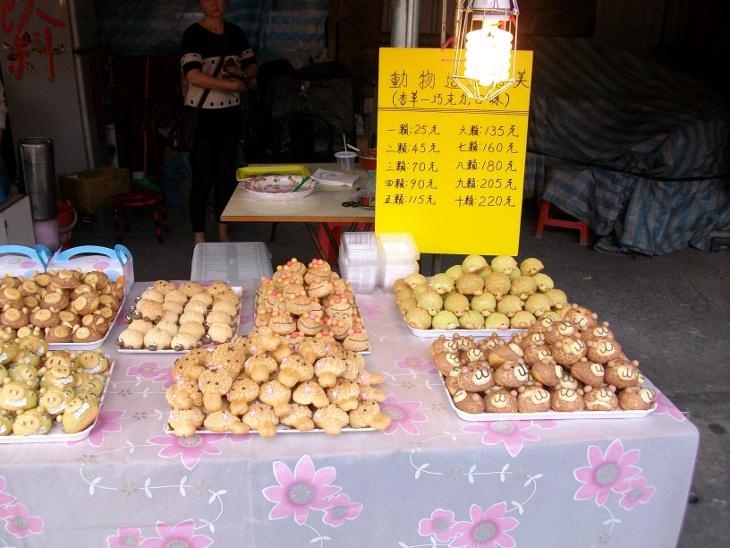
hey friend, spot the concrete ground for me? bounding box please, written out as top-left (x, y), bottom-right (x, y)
top-left (71, 200), bottom-right (730, 548)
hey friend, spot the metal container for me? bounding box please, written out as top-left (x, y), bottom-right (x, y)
top-left (18, 137), bottom-right (57, 221)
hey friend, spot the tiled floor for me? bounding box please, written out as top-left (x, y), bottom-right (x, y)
top-left (71, 201), bottom-right (730, 548)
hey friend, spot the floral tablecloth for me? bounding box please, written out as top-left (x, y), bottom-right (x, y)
top-left (0, 284), bottom-right (698, 548)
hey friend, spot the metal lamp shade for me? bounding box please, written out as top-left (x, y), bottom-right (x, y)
top-left (452, 0), bottom-right (520, 103)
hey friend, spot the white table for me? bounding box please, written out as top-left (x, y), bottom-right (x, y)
top-left (220, 164), bottom-right (374, 260)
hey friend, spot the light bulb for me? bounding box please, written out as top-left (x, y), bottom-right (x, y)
top-left (463, 23), bottom-right (513, 86)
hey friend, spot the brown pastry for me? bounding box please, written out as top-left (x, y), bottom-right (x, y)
top-left (46, 324), bottom-right (73, 343)
top-left (40, 291), bottom-right (69, 312)
top-left (83, 271), bottom-right (110, 290)
top-left (550, 388), bottom-right (585, 412)
top-left (51, 270), bottom-right (82, 289)
top-left (584, 385), bottom-right (619, 411)
top-left (484, 387), bottom-right (518, 413)
top-left (618, 387), bottom-right (656, 411)
top-left (517, 385), bottom-right (551, 413)
top-left (1, 307), bottom-right (29, 329)
top-left (29, 308), bottom-right (59, 329)
top-left (0, 287), bottom-right (23, 308)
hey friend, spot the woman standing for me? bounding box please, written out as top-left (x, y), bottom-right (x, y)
top-left (181, 0), bottom-right (257, 244)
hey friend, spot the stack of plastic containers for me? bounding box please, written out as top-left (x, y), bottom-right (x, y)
top-left (376, 233), bottom-right (419, 289)
top-left (338, 232), bottom-right (378, 293)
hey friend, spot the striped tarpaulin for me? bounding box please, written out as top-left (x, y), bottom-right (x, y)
top-left (526, 37), bottom-right (730, 254)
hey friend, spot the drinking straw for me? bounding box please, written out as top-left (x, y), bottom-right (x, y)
top-left (342, 133), bottom-right (348, 152)
top-left (292, 175), bottom-right (311, 192)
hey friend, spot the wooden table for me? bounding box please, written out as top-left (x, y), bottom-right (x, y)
top-left (221, 163), bottom-right (374, 260)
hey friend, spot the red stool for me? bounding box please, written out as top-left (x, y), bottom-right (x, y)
top-left (534, 200), bottom-right (589, 246)
top-left (113, 190), bottom-right (169, 243)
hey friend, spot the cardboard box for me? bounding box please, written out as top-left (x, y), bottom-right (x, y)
top-left (61, 167), bottom-right (131, 214)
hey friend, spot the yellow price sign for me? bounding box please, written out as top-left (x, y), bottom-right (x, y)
top-left (375, 48), bottom-right (533, 256)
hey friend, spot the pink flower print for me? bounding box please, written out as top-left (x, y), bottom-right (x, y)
top-left (262, 455), bottom-right (342, 525)
top-left (463, 421), bottom-right (539, 458)
top-left (619, 476), bottom-right (656, 510)
top-left (380, 394), bottom-right (429, 435)
top-left (418, 508), bottom-right (457, 542)
top-left (93, 260), bottom-right (111, 270)
top-left (322, 493), bottom-right (363, 528)
top-left (395, 355), bottom-right (437, 373)
top-left (107, 527), bottom-right (145, 548)
top-left (450, 502), bottom-right (519, 548)
top-left (653, 390), bottom-right (685, 422)
top-left (127, 361), bottom-right (168, 380)
top-left (68, 410), bottom-right (125, 448)
top-left (20, 260), bottom-right (37, 269)
top-left (149, 434), bottom-right (224, 471)
top-left (0, 476), bottom-right (16, 506)
top-left (140, 519), bottom-right (212, 548)
top-left (574, 439), bottom-right (642, 506)
top-left (0, 503), bottom-right (44, 538)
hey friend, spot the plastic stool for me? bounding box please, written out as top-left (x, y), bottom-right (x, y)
top-left (534, 201), bottom-right (589, 246)
top-left (113, 191), bottom-right (169, 243)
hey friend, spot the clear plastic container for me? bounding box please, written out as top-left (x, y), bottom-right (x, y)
top-left (376, 233), bottom-right (419, 264)
top-left (339, 254), bottom-right (378, 293)
top-left (341, 232), bottom-right (378, 265)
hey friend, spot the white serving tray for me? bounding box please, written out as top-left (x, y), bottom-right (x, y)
top-left (0, 359), bottom-right (116, 443)
top-left (440, 379), bottom-right (656, 421)
top-left (240, 175), bottom-right (317, 200)
top-left (407, 324), bottom-right (526, 339)
top-left (47, 295), bottom-right (128, 351)
top-left (118, 286), bottom-right (243, 354)
top-left (165, 424), bottom-right (374, 436)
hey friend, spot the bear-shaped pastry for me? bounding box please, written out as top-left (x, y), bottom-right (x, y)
top-left (543, 321), bottom-right (576, 345)
top-left (552, 336), bottom-right (588, 367)
top-left (604, 359), bottom-right (639, 389)
top-left (348, 401), bottom-right (391, 431)
top-left (457, 365), bottom-right (494, 392)
top-left (61, 395), bottom-right (100, 433)
top-left (433, 351), bottom-right (462, 377)
top-left (243, 402), bottom-right (279, 438)
top-left (484, 386), bottom-right (519, 413)
top-left (198, 369), bottom-right (234, 414)
top-left (342, 327), bottom-right (369, 352)
top-left (571, 359), bottom-right (605, 388)
top-left (493, 361), bottom-right (530, 388)
top-left (517, 385), bottom-right (551, 413)
top-left (618, 387), bottom-right (656, 411)
top-left (523, 345), bottom-right (553, 367)
top-left (583, 385), bottom-right (619, 411)
top-left (313, 404), bottom-right (349, 435)
top-left (168, 407), bottom-right (205, 437)
top-left (531, 361), bottom-right (563, 387)
top-left (292, 381), bottom-right (329, 408)
top-left (452, 389), bottom-right (485, 413)
top-left (586, 338), bottom-right (623, 364)
top-left (487, 342), bottom-right (524, 367)
top-left (563, 304), bottom-right (598, 331)
top-left (550, 388), bottom-right (585, 412)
